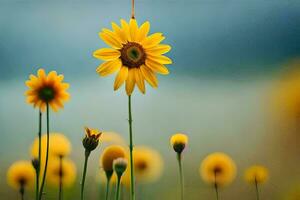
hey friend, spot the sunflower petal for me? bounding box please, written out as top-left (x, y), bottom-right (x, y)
top-left (145, 59), bottom-right (170, 75)
top-left (100, 30), bottom-right (122, 49)
top-left (112, 22), bottom-right (127, 44)
top-left (129, 18), bottom-right (139, 42)
top-left (96, 59), bottom-right (122, 77)
top-left (142, 33), bottom-right (165, 48)
top-left (140, 65), bottom-right (158, 88)
top-left (136, 21), bottom-right (150, 42)
top-left (146, 44), bottom-right (171, 55)
top-left (147, 54), bottom-right (173, 64)
top-left (37, 69), bottom-right (47, 83)
top-left (114, 66), bottom-right (129, 91)
top-left (121, 19), bottom-right (131, 42)
top-left (93, 48), bottom-right (121, 61)
top-left (134, 68), bottom-right (145, 94)
top-left (126, 69), bottom-right (136, 95)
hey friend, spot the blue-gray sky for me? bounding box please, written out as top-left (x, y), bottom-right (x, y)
top-left (1, 0), bottom-right (300, 80)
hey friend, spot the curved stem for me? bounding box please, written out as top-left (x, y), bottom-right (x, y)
top-left (35, 110), bottom-right (42, 200)
top-left (59, 156), bottom-right (63, 200)
top-left (81, 150), bottom-right (90, 200)
top-left (131, 0), bottom-right (135, 19)
top-left (115, 176), bottom-right (121, 200)
top-left (255, 178), bottom-right (260, 200)
top-left (39, 103), bottom-right (50, 200)
top-left (128, 95), bottom-right (135, 200)
top-left (177, 153), bottom-right (184, 200)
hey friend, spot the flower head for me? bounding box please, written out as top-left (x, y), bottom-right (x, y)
top-left (244, 165), bottom-right (269, 184)
top-left (47, 158), bottom-right (77, 188)
top-left (7, 161), bottom-right (35, 190)
top-left (25, 69), bottom-right (70, 112)
top-left (200, 152), bottom-right (236, 186)
top-left (93, 19), bottom-right (172, 95)
top-left (123, 146), bottom-right (163, 184)
top-left (113, 158), bottom-right (128, 177)
top-left (100, 145), bottom-right (126, 173)
top-left (82, 127), bottom-right (102, 152)
top-left (170, 133), bottom-right (188, 154)
top-left (30, 133), bottom-right (72, 163)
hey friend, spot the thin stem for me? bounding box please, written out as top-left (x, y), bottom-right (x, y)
top-left (39, 103), bottom-right (50, 200)
top-left (255, 178), bottom-right (260, 200)
top-left (115, 176), bottom-right (121, 200)
top-left (81, 150), bottom-right (90, 200)
top-left (128, 95), bottom-right (135, 200)
top-left (36, 110), bottom-right (42, 200)
top-left (20, 185), bottom-right (25, 200)
top-left (105, 172), bottom-right (113, 200)
top-left (131, 0), bottom-right (135, 19)
top-left (177, 153), bottom-right (184, 200)
top-left (214, 172), bottom-right (219, 200)
top-left (59, 156), bottom-right (63, 200)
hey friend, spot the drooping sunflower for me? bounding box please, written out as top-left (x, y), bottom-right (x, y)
top-left (25, 69), bottom-right (70, 111)
top-left (93, 19), bottom-right (172, 95)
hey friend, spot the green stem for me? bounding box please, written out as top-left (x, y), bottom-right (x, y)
top-left (36, 110), bottom-right (42, 200)
top-left (128, 95), bottom-right (135, 200)
top-left (20, 185), bottom-right (25, 200)
top-left (105, 171), bottom-right (113, 200)
top-left (115, 176), bottom-right (121, 200)
top-left (255, 178), bottom-right (260, 200)
top-left (59, 156), bottom-right (63, 200)
top-left (177, 153), bottom-right (184, 200)
top-left (39, 103), bottom-right (50, 200)
top-left (81, 150), bottom-right (90, 200)
top-left (214, 172), bottom-right (219, 200)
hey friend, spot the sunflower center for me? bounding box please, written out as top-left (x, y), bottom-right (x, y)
top-left (136, 160), bottom-right (148, 171)
top-left (120, 42), bottom-right (146, 68)
top-left (39, 86), bottom-right (55, 102)
top-left (213, 166), bottom-right (223, 174)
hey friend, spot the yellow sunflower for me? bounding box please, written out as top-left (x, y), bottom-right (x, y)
top-left (93, 18), bottom-right (172, 95)
top-left (47, 158), bottom-right (77, 188)
top-left (244, 165), bottom-right (269, 184)
top-left (7, 161), bottom-right (35, 190)
top-left (25, 68), bottom-right (70, 112)
top-left (200, 152), bottom-right (236, 186)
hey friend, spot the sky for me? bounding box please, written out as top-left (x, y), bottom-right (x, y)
top-left (1, 0), bottom-right (300, 199)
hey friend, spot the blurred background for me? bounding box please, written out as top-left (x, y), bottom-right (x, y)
top-left (1, 0), bottom-right (300, 199)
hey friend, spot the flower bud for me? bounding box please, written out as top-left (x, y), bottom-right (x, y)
top-left (170, 133), bottom-right (188, 154)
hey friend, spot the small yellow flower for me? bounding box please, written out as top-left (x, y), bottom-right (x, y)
top-left (47, 158), bottom-right (77, 188)
top-left (82, 127), bottom-right (102, 152)
top-left (100, 145), bottom-right (126, 173)
top-left (123, 146), bottom-right (163, 184)
top-left (25, 68), bottom-right (70, 112)
top-left (200, 152), bottom-right (236, 186)
top-left (7, 161), bottom-right (35, 190)
top-left (30, 133), bottom-right (72, 163)
top-left (170, 133), bottom-right (188, 154)
top-left (93, 19), bottom-right (172, 95)
top-left (244, 165), bottom-right (269, 184)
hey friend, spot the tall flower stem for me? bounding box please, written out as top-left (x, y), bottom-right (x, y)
top-left (131, 0), bottom-right (135, 18)
top-left (105, 177), bottom-right (111, 200)
top-left (255, 179), bottom-right (260, 200)
top-left (177, 153), bottom-right (184, 200)
top-left (115, 176), bottom-right (121, 200)
top-left (20, 184), bottom-right (25, 200)
top-left (39, 103), bottom-right (50, 200)
top-left (59, 156), bottom-right (63, 200)
top-left (128, 95), bottom-right (135, 200)
top-left (214, 172), bottom-right (219, 200)
top-left (35, 110), bottom-right (42, 200)
top-left (81, 150), bottom-right (90, 200)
